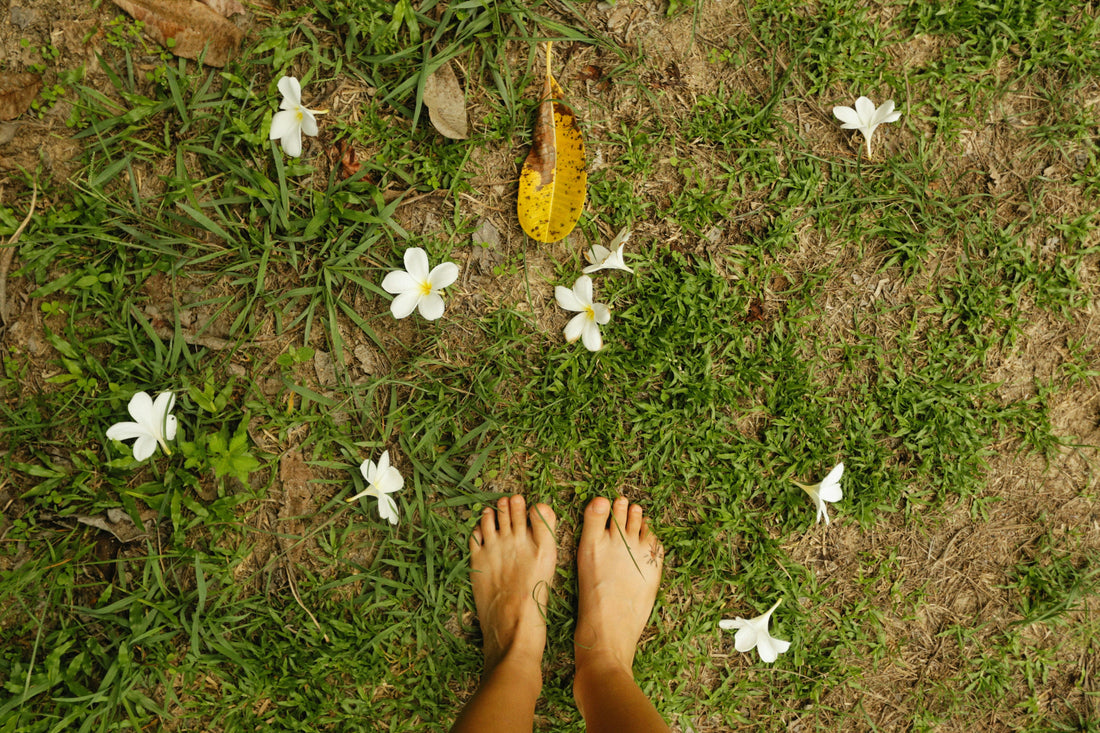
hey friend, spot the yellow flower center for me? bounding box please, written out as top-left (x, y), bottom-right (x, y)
top-left (584, 305), bottom-right (595, 319)
top-left (296, 108), bottom-right (304, 122)
top-left (419, 281), bottom-right (433, 296)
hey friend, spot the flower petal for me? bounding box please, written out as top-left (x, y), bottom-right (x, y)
top-left (585, 244), bottom-right (610, 266)
top-left (427, 261), bottom-right (460, 289)
top-left (377, 466), bottom-right (404, 495)
top-left (269, 110), bottom-right (298, 141)
top-left (126, 392), bottom-right (154, 423)
top-left (418, 292), bottom-right (446, 320)
top-left (106, 421), bottom-right (147, 442)
top-left (756, 633), bottom-right (780, 663)
top-left (403, 247), bottom-right (430, 281)
top-left (832, 105), bottom-right (860, 129)
top-left (361, 458), bottom-right (378, 482)
top-left (382, 270), bottom-right (419, 295)
top-left (573, 275), bottom-right (594, 305)
top-left (378, 493), bottom-right (399, 525)
top-left (278, 76), bottom-right (302, 108)
top-left (281, 127), bottom-right (303, 157)
top-left (733, 625), bottom-right (757, 653)
top-left (556, 285), bottom-right (584, 312)
top-left (131, 435), bottom-right (158, 462)
top-left (818, 462), bottom-right (844, 502)
top-left (390, 291), bottom-right (421, 320)
top-left (592, 303), bottom-right (611, 325)
top-left (564, 312), bottom-right (587, 343)
top-left (854, 96), bottom-right (875, 124)
top-left (300, 109), bottom-right (319, 137)
top-left (151, 391), bottom-right (175, 424)
top-left (718, 619), bottom-right (740, 630)
top-left (581, 319), bottom-right (603, 352)
top-left (872, 100), bottom-right (897, 125)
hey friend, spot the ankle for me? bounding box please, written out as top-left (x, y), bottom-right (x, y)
top-left (485, 645), bottom-right (545, 687)
top-left (572, 652), bottom-right (634, 709)
top-left (574, 647), bottom-right (633, 681)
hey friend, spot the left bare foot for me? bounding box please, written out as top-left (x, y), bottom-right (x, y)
top-left (469, 495), bottom-right (558, 673)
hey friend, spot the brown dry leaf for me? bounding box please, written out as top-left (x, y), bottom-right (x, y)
top-left (197, 0), bottom-right (245, 16)
top-left (516, 42), bottom-right (588, 243)
top-left (111, 0), bottom-right (243, 68)
top-left (0, 73), bottom-right (42, 122)
top-left (422, 59), bottom-right (468, 139)
top-left (76, 507), bottom-right (157, 543)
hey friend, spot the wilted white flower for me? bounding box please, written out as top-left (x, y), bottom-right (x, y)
top-left (381, 247), bottom-right (460, 320)
top-left (270, 76), bottom-right (322, 157)
top-left (720, 598), bottom-right (790, 664)
top-left (583, 227), bottom-right (634, 274)
top-left (832, 97), bottom-right (902, 157)
top-left (106, 391), bottom-right (177, 461)
top-left (555, 275), bottom-right (611, 352)
top-left (794, 462), bottom-right (844, 525)
top-left (348, 450), bottom-right (404, 525)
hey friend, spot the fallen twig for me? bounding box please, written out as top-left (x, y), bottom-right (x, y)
top-left (0, 180), bottom-right (37, 330)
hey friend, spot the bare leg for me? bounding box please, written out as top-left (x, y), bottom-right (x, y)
top-left (573, 497), bottom-right (670, 733)
top-left (451, 495), bottom-right (558, 733)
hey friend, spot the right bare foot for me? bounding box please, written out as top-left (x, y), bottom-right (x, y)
top-left (574, 496), bottom-right (664, 675)
top-left (469, 495), bottom-right (558, 675)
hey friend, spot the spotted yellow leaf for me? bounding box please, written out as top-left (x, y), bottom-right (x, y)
top-left (517, 43), bottom-right (587, 243)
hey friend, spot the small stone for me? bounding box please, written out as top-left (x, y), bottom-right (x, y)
top-left (354, 343), bottom-right (381, 374)
top-left (470, 219), bottom-right (504, 274)
top-left (10, 6), bottom-right (42, 29)
top-left (314, 349), bottom-right (337, 386)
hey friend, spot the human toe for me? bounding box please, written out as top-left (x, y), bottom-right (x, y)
top-left (509, 495), bottom-right (529, 538)
top-left (529, 503), bottom-right (557, 547)
top-left (625, 503), bottom-right (644, 539)
top-left (478, 506), bottom-right (497, 543)
top-left (496, 496), bottom-right (512, 534)
top-left (580, 497), bottom-right (611, 547)
top-left (611, 496), bottom-right (630, 535)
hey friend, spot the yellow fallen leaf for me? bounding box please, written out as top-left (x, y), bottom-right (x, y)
top-left (517, 42), bottom-right (587, 243)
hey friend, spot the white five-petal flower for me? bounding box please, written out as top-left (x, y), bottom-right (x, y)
top-left (555, 275), bottom-right (611, 352)
top-left (269, 76), bottom-right (321, 158)
top-left (832, 96), bottom-right (902, 157)
top-left (106, 391), bottom-right (178, 461)
top-left (583, 227), bottom-right (634, 274)
top-left (794, 462), bottom-right (844, 525)
top-left (720, 598), bottom-right (791, 664)
top-left (347, 450), bottom-right (404, 525)
top-left (381, 247), bottom-right (460, 320)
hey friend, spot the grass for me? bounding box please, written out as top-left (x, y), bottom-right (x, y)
top-left (2, 0), bottom-right (1099, 731)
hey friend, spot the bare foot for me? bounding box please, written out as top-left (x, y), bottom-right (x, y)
top-left (469, 495), bottom-right (558, 674)
top-left (574, 496), bottom-right (664, 675)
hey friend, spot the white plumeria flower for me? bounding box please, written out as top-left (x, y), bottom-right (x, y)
top-left (269, 76), bottom-right (323, 158)
top-left (347, 450), bottom-right (404, 525)
top-left (583, 227), bottom-right (634, 274)
top-left (381, 247), bottom-right (460, 320)
top-left (106, 391), bottom-right (178, 461)
top-left (832, 96), bottom-right (902, 157)
top-left (794, 462), bottom-right (844, 525)
top-left (555, 275), bottom-right (611, 352)
top-left (720, 598), bottom-right (791, 664)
